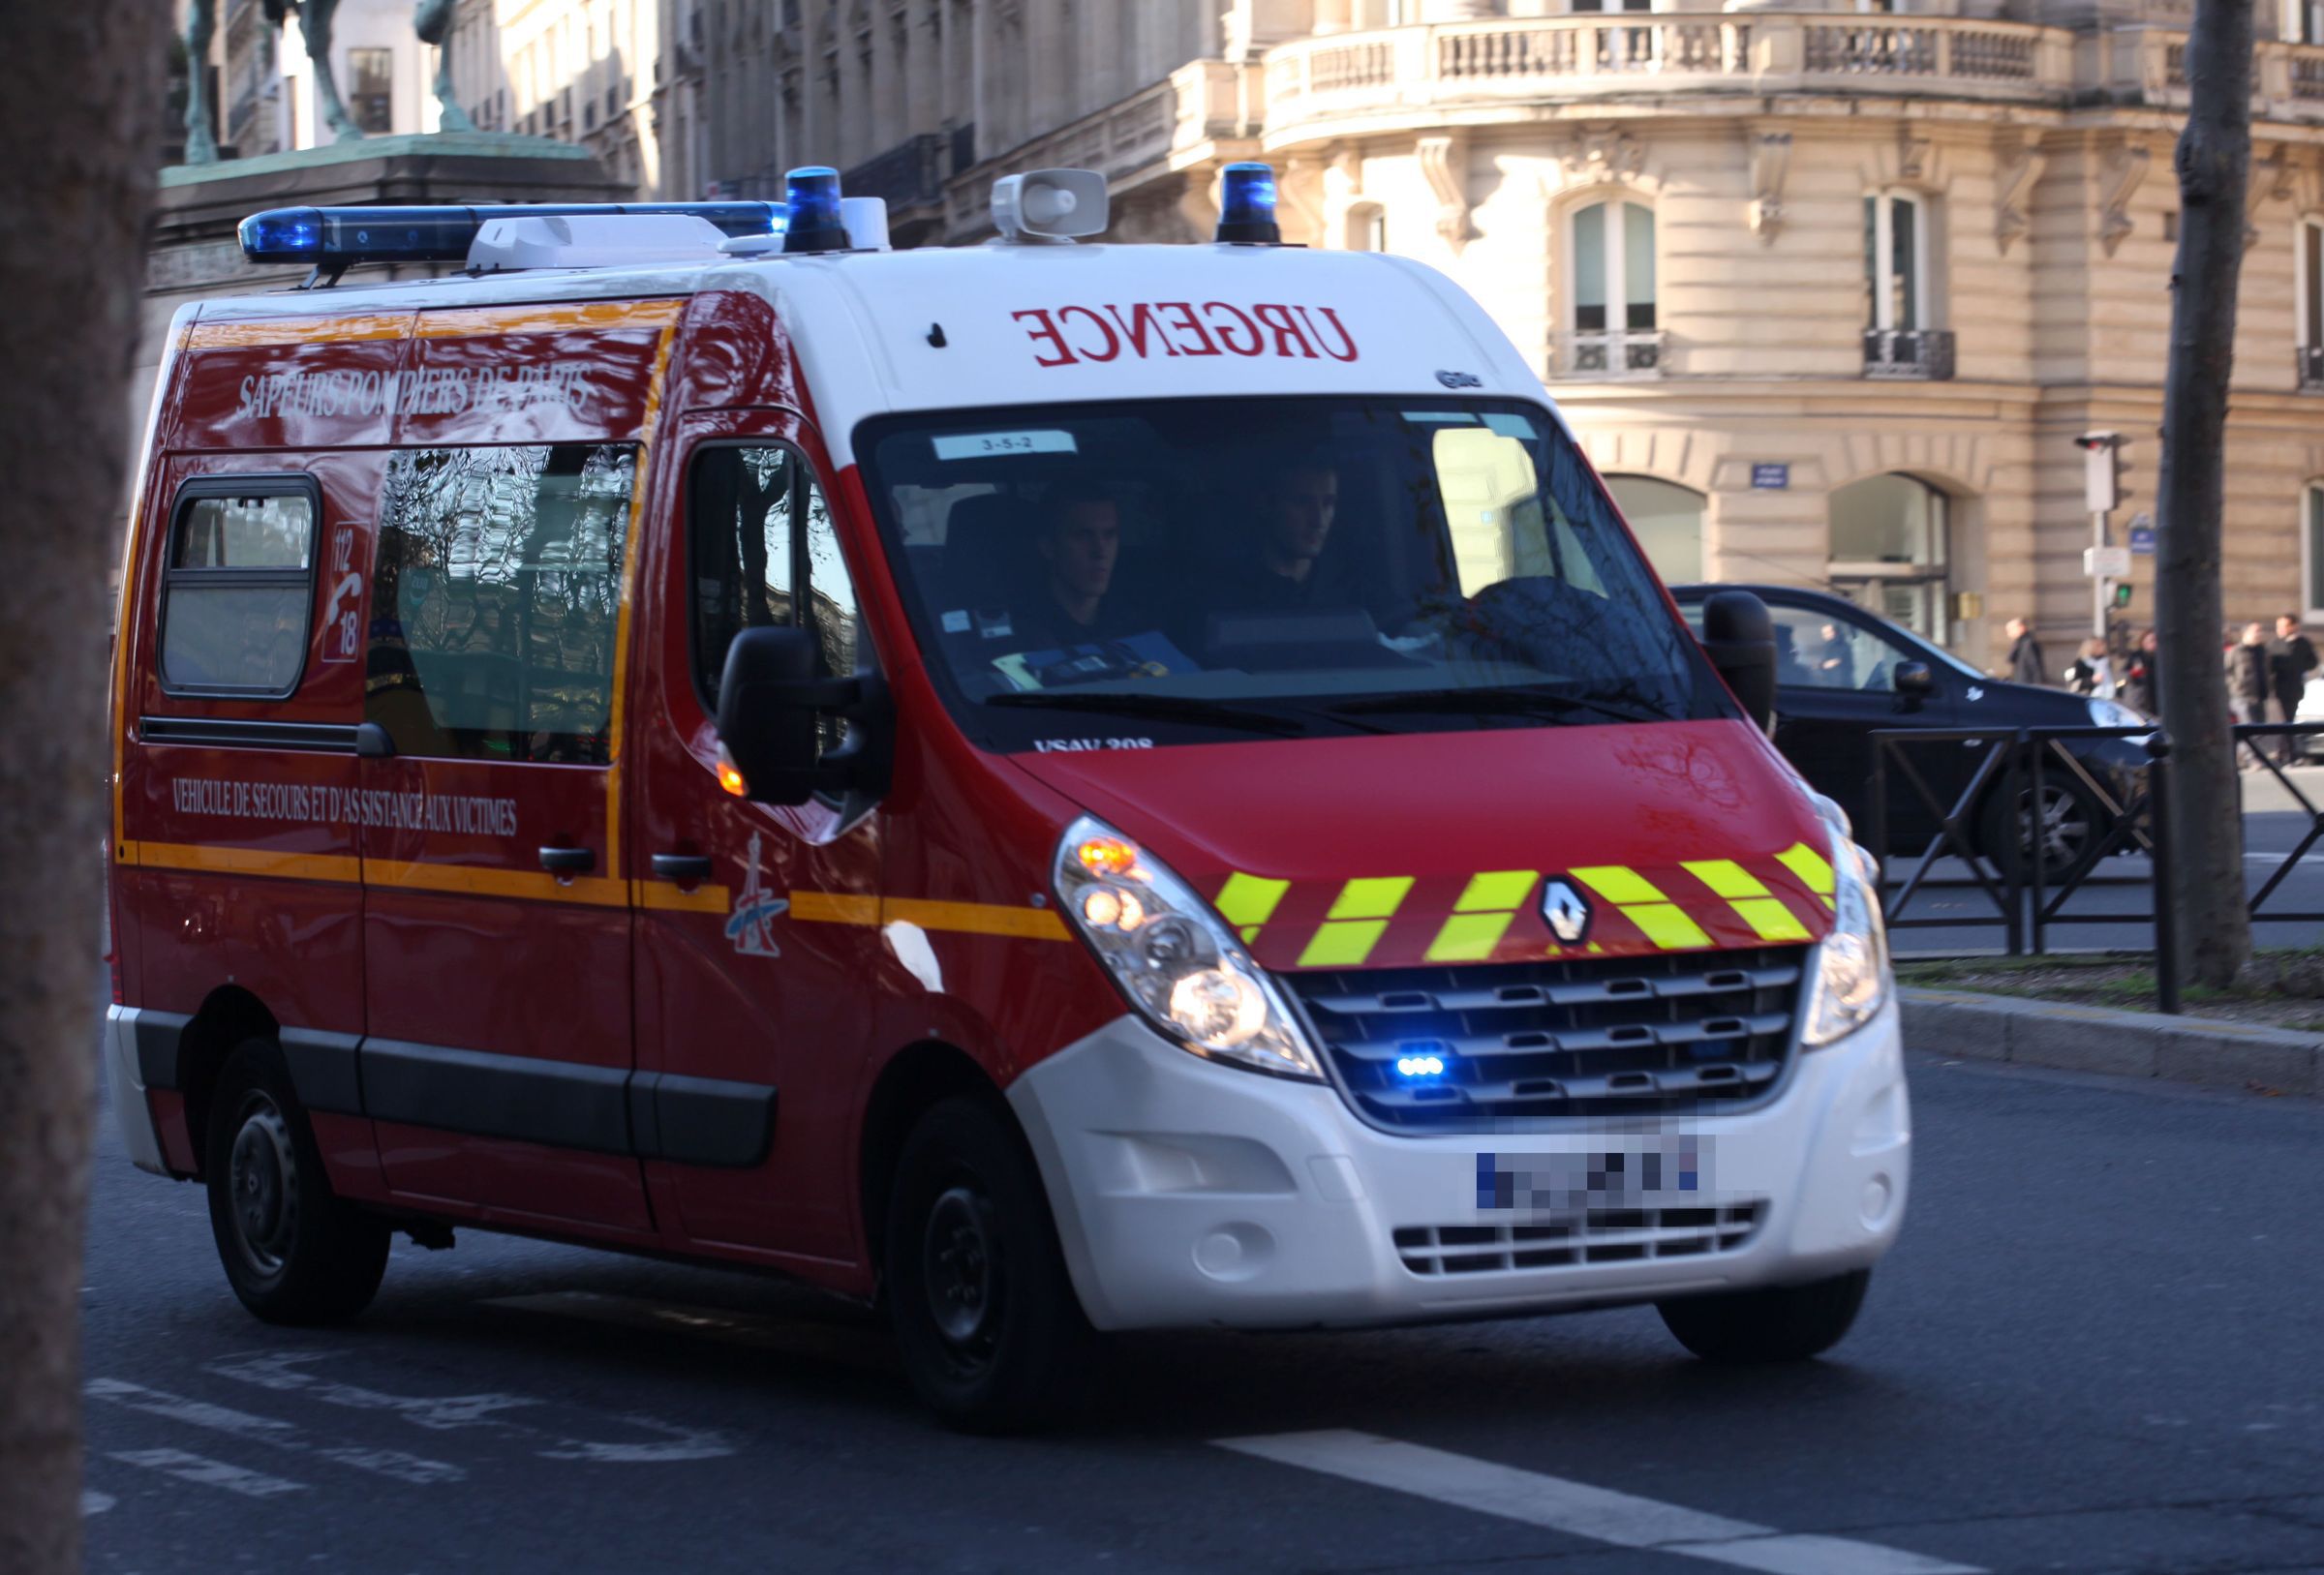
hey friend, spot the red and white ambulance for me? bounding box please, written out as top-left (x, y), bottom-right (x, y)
top-left (107, 165), bottom-right (1908, 1429)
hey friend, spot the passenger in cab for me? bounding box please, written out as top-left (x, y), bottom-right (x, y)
top-left (1009, 482), bottom-right (1144, 649)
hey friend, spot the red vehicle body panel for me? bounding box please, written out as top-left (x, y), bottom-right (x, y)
top-left (113, 279), bottom-right (1818, 1297)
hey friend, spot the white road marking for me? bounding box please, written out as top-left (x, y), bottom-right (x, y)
top-left (86, 1376), bottom-right (463, 1485)
top-left (1216, 1430), bottom-right (1982, 1575)
top-left (483, 1289), bottom-right (896, 1372)
top-left (80, 1490), bottom-right (115, 1517)
top-left (107, 1448), bottom-right (306, 1499)
top-left (203, 1348), bottom-right (737, 1464)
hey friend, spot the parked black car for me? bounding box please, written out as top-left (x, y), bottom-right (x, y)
top-left (1671, 584), bottom-right (2150, 882)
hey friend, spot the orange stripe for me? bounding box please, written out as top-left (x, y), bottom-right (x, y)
top-left (884, 898), bottom-right (1071, 942)
top-left (790, 891), bottom-right (881, 926)
top-left (364, 859), bottom-right (628, 907)
top-left (185, 313), bottom-right (413, 348)
top-left (129, 841), bottom-right (362, 884)
top-left (415, 300), bottom-right (686, 338)
top-left (634, 880), bottom-right (732, 914)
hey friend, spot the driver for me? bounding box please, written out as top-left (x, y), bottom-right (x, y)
top-left (1227, 458), bottom-right (1360, 610)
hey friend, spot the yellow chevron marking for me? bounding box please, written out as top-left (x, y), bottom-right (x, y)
top-left (1299, 920), bottom-right (1391, 969)
top-left (1453, 869), bottom-right (1537, 912)
top-left (1682, 859), bottom-right (1812, 942)
top-left (1215, 872), bottom-right (1291, 931)
top-left (1775, 842), bottom-right (1839, 909)
top-left (1573, 865), bottom-right (1713, 950)
top-left (1327, 876), bottom-right (1415, 921)
top-left (1425, 911), bottom-right (1515, 962)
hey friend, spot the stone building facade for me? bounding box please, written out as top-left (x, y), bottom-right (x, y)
top-left (432, 0), bottom-right (2324, 660)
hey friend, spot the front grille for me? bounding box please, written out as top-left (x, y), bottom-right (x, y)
top-left (1393, 1202), bottom-right (1767, 1276)
top-left (1288, 947), bottom-right (1809, 1132)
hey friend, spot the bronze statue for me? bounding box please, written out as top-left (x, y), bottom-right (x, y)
top-left (414, 0), bottom-right (476, 135)
top-left (181, 0), bottom-right (473, 166)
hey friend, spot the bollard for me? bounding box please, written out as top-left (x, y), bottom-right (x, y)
top-left (2147, 733), bottom-right (2179, 1015)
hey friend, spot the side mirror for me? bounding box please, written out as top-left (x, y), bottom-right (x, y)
top-left (1893, 660), bottom-right (1934, 697)
top-left (714, 625), bottom-right (883, 805)
top-left (1698, 591), bottom-right (1777, 735)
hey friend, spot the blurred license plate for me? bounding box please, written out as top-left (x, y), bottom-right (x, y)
top-left (1476, 1141), bottom-right (1708, 1213)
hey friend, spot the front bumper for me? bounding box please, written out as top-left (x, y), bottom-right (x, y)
top-left (1007, 999), bottom-right (1910, 1332)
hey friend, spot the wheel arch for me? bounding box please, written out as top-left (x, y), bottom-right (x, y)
top-left (175, 984), bottom-right (281, 1177)
top-left (856, 1039), bottom-right (1012, 1284)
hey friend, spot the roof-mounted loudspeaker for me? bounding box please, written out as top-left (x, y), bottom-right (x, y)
top-left (992, 168), bottom-right (1109, 243)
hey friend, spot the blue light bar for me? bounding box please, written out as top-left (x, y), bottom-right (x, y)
top-left (780, 167), bottom-right (849, 255)
top-left (237, 201), bottom-right (788, 268)
top-left (1216, 163), bottom-right (1282, 246)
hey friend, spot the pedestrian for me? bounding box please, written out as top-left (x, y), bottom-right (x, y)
top-left (2227, 621), bottom-right (2272, 769)
top-left (2122, 627), bottom-right (2159, 716)
top-left (2271, 613), bottom-right (2317, 766)
top-left (2005, 616), bottom-right (2046, 686)
top-left (2063, 636), bottom-right (2111, 697)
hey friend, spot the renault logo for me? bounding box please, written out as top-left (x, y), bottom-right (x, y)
top-left (1540, 878), bottom-right (1592, 944)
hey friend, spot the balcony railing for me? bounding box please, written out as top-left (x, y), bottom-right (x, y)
top-left (1555, 329), bottom-right (1666, 380)
top-left (1262, 16), bottom-right (2324, 137)
top-left (1263, 15), bottom-right (2076, 136)
top-left (1863, 328), bottom-right (1956, 381)
top-left (2301, 344), bottom-right (2324, 391)
top-left (843, 132), bottom-right (948, 214)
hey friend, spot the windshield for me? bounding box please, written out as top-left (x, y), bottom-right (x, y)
top-left (857, 398), bottom-right (1727, 750)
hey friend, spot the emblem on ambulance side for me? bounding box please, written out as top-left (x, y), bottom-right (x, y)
top-left (1540, 879), bottom-right (1591, 945)
top-left (725, 832), bottom-right (787, 958)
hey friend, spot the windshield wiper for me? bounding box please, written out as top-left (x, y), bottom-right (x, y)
top-left (1323, 688), bottom-right (1666, 726)
top-left (985, 689), bottom-right (1312, 737)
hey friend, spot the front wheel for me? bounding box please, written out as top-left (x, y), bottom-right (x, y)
top-left (204, 1041), bottom-right (390, 1324)
top-left (1656, 1269), bottom-right (1870, 1363)
top-left (1977, 776), bottom-right (2104, 887)
top-left (882, 1096), bottom-right (1091, 1433)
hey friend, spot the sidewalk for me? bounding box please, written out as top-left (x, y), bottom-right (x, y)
top-left (1903, 986), bottom-right (2319, 1098)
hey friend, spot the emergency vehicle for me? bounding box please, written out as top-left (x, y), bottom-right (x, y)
top-left (107, 164), bottom-right (1909, 1430)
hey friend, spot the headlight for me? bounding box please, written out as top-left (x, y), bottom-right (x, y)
top-left (2087, 697), bottom-right (2143, 729)
top-left (1053, 815), bottom-right (1323, 1079)
top-left (1801, 829), bottom-right (1889, 1047)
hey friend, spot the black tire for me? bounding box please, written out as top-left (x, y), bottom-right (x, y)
top-left (204, 1041), bottom-right (390, 1324)
top-left (1976, 775), bottom-right (2104, 888)
top-left (1657, 1268), bottom-right (1871, 1363)
top-left (882, 1095), bottom-right (1091, 1433)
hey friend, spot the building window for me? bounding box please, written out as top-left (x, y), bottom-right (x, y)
top-left (349, 45), bottom-right (394, 134)
top-left (159, 480), bottom-right (319, 697)
top-left (2299, 216), bottom-right (2323, 390)
top-left (1565, 198), bottom-right (1659, 377)
top-left (1570, 0), bottom-right (1653, 10)
top-left (1828, 472), bottom-right (1952, 645)
top-left (368, 444), bottom-right (638, 764)
top-left (1865, 191), bottom-right (1927, 332)
top-left (1863, 191), bottom-right (1953, 379)
top-left (2291, 0), bottom-right (2324, 44)
top-left (1348, 202), bottom-right (1387, 253)
top-left (2306, 482), bottom-right (2324, 621)
top-left (1605, 474), bottom-right (1704, 586)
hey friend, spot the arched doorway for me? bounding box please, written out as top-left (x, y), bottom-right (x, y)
top-left (1605, 473), bottom-right (1704, 585)
top-left (1828, 472), bottom-right (1951, 645)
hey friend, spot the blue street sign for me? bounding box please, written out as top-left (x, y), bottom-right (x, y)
top-left (1751, 463), bottom-right (1789, 490)
top-left (2128, 515), bottom-right (2156, 556)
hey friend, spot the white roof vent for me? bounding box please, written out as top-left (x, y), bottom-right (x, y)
top-left (467, 213), bottom-right (729, 271)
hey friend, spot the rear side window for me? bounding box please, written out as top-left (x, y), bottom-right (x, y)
top-left (159, 481), bottom-right (320, 697)
top-left (368, 443), bottom-right (637, 765)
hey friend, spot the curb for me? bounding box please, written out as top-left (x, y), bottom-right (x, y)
top-left (1901, 986), bottom-right (2321, 1098)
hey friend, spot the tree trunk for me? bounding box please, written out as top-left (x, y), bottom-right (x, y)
top-left (2156, 0), bottom-right (2256, 990)
top-left (0, 8), bottom-right (167, 1572)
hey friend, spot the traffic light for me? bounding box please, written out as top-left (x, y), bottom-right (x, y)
top-left (2113, 583), bottom-right (2134, 610)
top-left (2082, 434), bottom-right (2119, 515)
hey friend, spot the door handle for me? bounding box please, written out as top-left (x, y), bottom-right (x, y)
top-left (651, 853), bottom-right (714, 882)
top-left (538, 845), bottom-right (596, 876)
